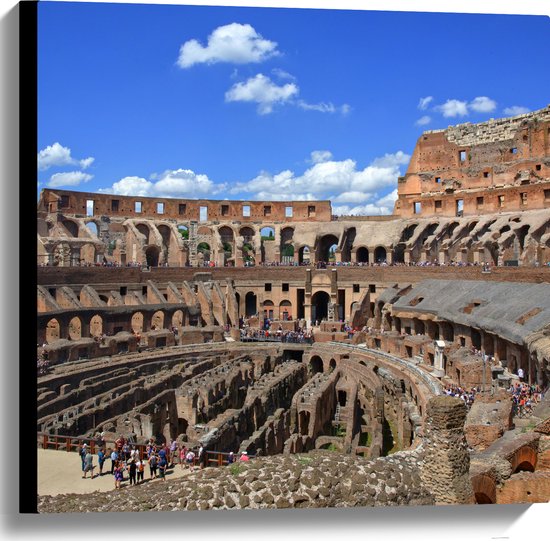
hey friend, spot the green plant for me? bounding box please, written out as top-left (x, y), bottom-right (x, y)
top-left (230, 463), bottom-right (243, 475)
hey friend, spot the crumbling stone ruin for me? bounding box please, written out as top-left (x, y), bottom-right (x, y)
top-left (36, 106), bottom-right (550, 510)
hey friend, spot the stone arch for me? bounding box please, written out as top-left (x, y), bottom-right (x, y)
top-left (245, 292), bottom-right (257, 318)
top-left (510, 446), bottom-right (537, 473)
top-left (172, 310), bottom-right (184, 327)
top-left (151, 310), bottom-right (165, 330)
top-left (197, 242), bottom-right (211, 262)
top-left (280, 227), bottom-right (294, 263)
top-left (311, 291), bottom-right (330, 323)
top-left (219, 226), bottom-right (235, 264)
top-left (46, 318), bottom-right (61, 343)
top-left (317, 234), bottom-right (339, 262)
top-left (177, 224), bottom-right (189, 240)
top-left (309, 355), bottom-right (324, 374)
top-left (136, 223), bottom-right (150, 244)
top-left (356, 246), bottom-right (369, 264)
top-left (89, 314), bottom-right (103, 337)
top-left (131, 312), bottom-right (144, 333)
top-left (85, 221), bottom-right (100, 238)
top-left (68, 316), bottom-right (82, 340)
top-left (471, 474), bottom-right (496, 504)
top-left (279, 300), bottom-right (292, 320)
top-left (298, 245), bottom-right (311, 265)
top-left (260, 226), bottom-right (275, 240)
top-left (440, 321), bottom-right (454, 342)
top-left (329, 358), bottom-right (337, 372)
top-left (62, 219), bottom-right (79, 238)
top-left (400, 223), bottom-right (418, 243)
top-left (374, 246), bottom-right (387, 263)
top-left (145, 245), bottom-right (160, 267)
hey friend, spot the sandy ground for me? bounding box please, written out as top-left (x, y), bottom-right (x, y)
top-left (38, 449), bottom-right (195, 496)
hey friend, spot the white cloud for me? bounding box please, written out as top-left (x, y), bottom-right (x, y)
top-left (310, 150), bottom-right (333, 164)
top-left (79, 157), bottom-right (95, 170)
top-left (418, 96), bottom-right (433, 110)
top-left (99, 170), bottom-right (224, 199)
top-left (436, 99), bottom-right (469, 117)
top-left (228, 151), bottom-right (409, 209)
top-left (504, 105), bottom-right (530, 116)
top-left (225, 74), bottom-right (298, 114)
top-left (272, 68), bottom-right (295, 80)
top-left (333, 190), bottom-right (398, 216)
top-left (47, 171), bottom-right (93, 188)
top-left (469, 96), bottom-right (497, 113)
top-left (297, 100), bottom-right (350, 115)
top-left (38, 142), bottom-right (95, 172)
top-left (415, 115), bottom-right (431, 126)
top-left (371, 151), bottom-right (410, 168)
top-left (153, 168), bottom-right (223, 197)
top-left (177, 23), bottom-right (279, 68)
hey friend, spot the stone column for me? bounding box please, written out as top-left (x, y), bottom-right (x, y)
top-left (420, 396), bottom-right (474, 505)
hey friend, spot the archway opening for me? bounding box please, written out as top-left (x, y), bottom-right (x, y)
top-left (263, 300), bottom-right (274, 320)
top-left (172, 310), bottom-right (184, 327)
top-left (90, 315), bottom-right (103, 337)
top-left (46, 318), bottom-right (60, 343)
top-left (62, 220), bottom-right (79, 237)
top-left (177, 225), bottom-right (189, 239)
top-left (475, 493), bottom-right (494, 505)
top-left (131, 312), bottom-right (144, 334)
top-left (136, 224), bottom-right (150, 244)
top-left (151, 310), bottom-right (164, 330)
top-left (245, 292), bottom-right (257, 318)
top-left (85, 222), bottom-right (98, 238)
top-left (197, 242), bottom-right (211, 263)
top-left (374, 246), bottom-right (387, 263)
top-left (145, 245), bottom-right (160, 267)
top-left (311, 291), bottom-right (330, 323)
top-left (329, 359), bottom-right (336, 372)
top-left (299, 246), bottom-right (311, 265)
top-left (279, 300), bottom-right (292, 320)
top-left (356, 247), bottom-right (369, 264)
top-left (309, 356), bottom-right (324, 375)
top-left (68, 317), bottom-right (82, 340)
top-left (318, 234), bottom-right (339, 262)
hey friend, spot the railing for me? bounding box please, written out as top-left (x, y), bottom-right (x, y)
top-left (241, 335), bottom-right (313, 344)
top-left (37, 432), bottom-right (253, 467)
top-left (330, 342), bottom-right (444, 396)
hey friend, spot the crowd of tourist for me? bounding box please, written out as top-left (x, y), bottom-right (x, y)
top-left (76, 434), bottom-right (252, 489)
top-left (508, 381), bottom-right (544, 417)
top-left (443, 384), bottom-right (478, 408)
top-left (240, 327), bottom-right (313, 343)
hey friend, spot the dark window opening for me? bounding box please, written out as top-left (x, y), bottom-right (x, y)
top-left (142, 286), bottom-right (147, 296)
top-left (483, 171), bottom-right (489, 178)
top-left (179, 204), bottom-right (186, 215)
top-left (353, 284), bottom-right (360, 293)
top-left (369, 284), bottom-right (376, 293)
top-left (435, 200), bottom-right (442, 210)
top-left (263, 205), bottom-right (271, 216)
top-left (111, 199), bottom-right (120, 212)
top-left (282, 283), bottom-right (289, 292)
top-left (308, 205), bottom-right (316, 217)
top-left (60, 195), bottom-right (70, 208)
top-left (265, 283), bottom-right (272, 292)
top-left (221, 204), bottom-right (229, 216)
top-left (120, 286), bottom-right (127, 296)
top-left (536, 164), bottom-right (542, 171)
top-left (477, 197), bottom-right (484, 207)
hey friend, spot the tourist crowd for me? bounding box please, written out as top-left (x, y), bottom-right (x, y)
top-left (77, 435), bottom-right (252, 489)
top-left (443, 384), bottom-right (478, 408)
top-left (508, 382), bottom-right (544, 417)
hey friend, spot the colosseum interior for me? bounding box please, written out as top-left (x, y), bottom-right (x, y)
top-left (36, 106), bottom-right (550, 512)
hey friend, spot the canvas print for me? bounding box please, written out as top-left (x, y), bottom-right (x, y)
top-left (35, 0), bottom-right (550, 512)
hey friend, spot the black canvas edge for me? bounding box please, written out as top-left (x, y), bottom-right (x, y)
top-left (20, 0), bottom-right (38, 515)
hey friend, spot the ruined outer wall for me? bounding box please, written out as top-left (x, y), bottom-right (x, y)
top-left (38, 188), bottom-right (332, 223)
top-left (36, 265), bottom-right (550, 287)
top-left (394, 105), bottom-right (550, 217)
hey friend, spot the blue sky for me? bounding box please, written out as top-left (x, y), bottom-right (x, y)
top-left (37, 2), bottom-right (550, 215)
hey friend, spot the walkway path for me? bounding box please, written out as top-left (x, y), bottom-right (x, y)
top-left (38, 449), bottom-right (194, 496)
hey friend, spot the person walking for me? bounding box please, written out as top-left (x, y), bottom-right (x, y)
top-left (158, 453), bottom-right (167, 481)
top-left (186, 449), bottom-right (195, 472)
top-left (113, 461), bottom-right (123, 489)
top-left (82, 449), bottom-right (94, 479)
top-left (148, 452), bottom-right (158, 479)
top-left (136, 456), bottom-right (145, 484)
top-left (110, 448), bottom-right (118, 475)
top-left (128, 458), bottom-right (137, 486)
top-left (97, 448), bottom-right (105, 476)
top-left (179, 446), bottom-right (187, 470)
